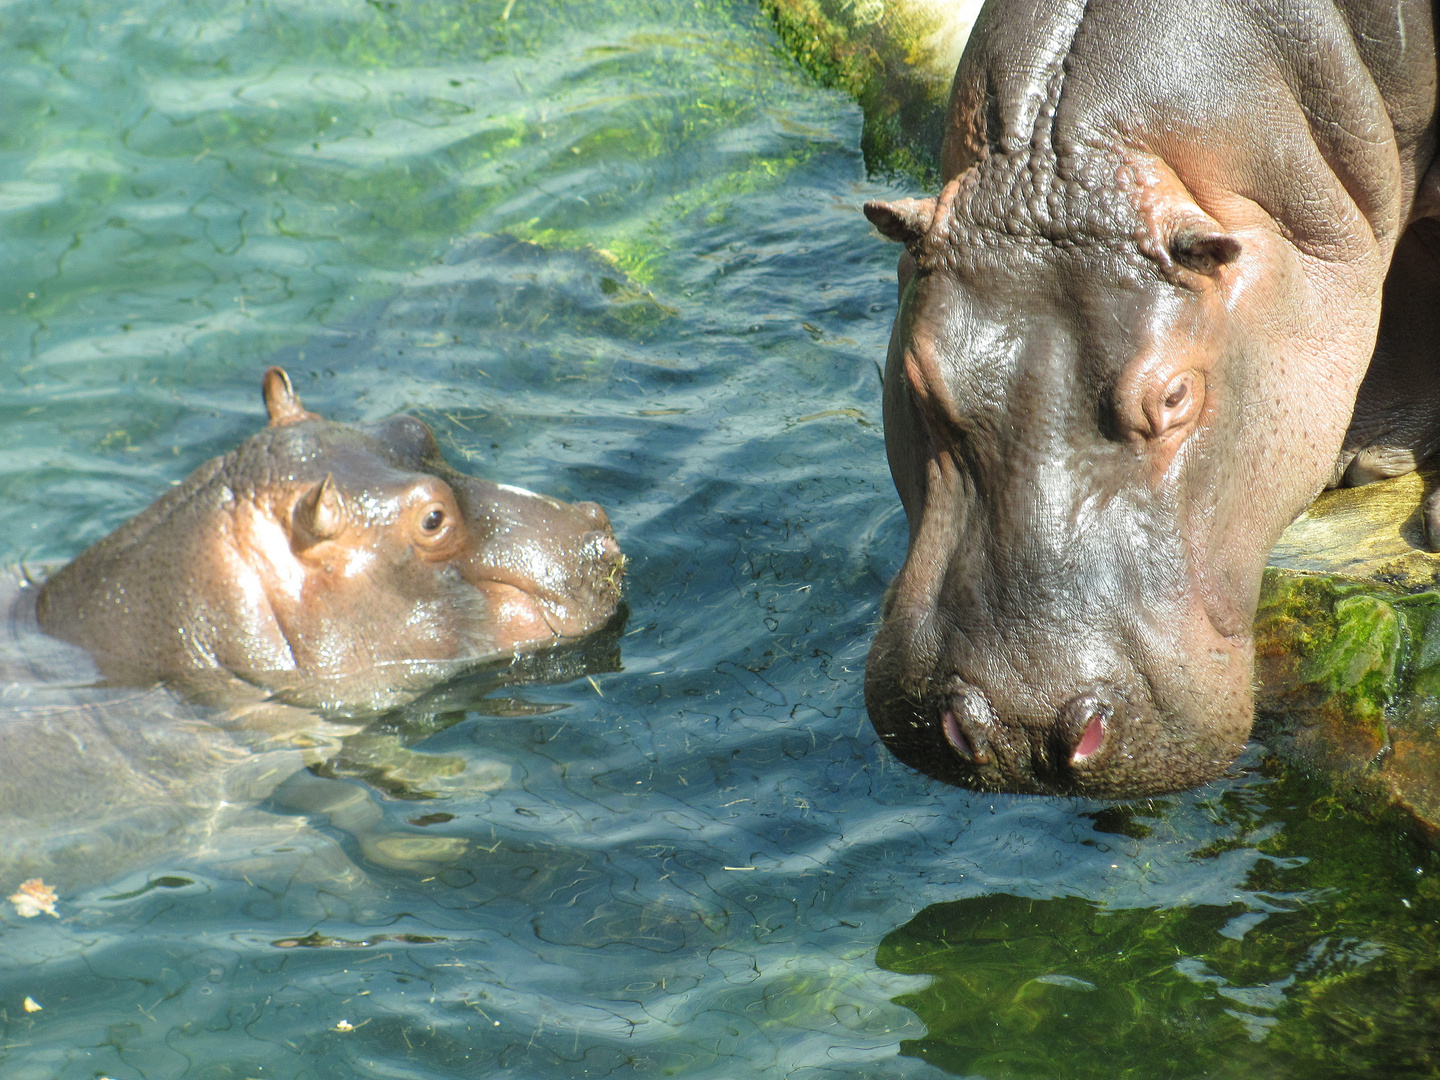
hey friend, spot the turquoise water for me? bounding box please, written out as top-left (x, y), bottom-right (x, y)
top-left (1, 0), bottom-right (1437, 1076)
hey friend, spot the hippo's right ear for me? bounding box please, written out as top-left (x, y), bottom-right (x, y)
top-left (863, 197), bottom-right (938, 245)
top-left (263, 366), bottom-right (321, 427)
top-left (292, 473), bottom-right (348, 545)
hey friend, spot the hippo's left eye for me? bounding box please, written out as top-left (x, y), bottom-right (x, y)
top-left (412, 487), bottom-right (463, 554)
top-left (413, 498), bottom-right (462, 553)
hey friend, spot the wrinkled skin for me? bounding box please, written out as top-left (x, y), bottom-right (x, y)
top-left (37, 367), bottom-right (624, 712)
top-left (864, 0), bottom-right (1440, 797)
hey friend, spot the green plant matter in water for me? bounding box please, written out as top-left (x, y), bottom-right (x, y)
top-left (878, 771), bottom-right (1440, 1079)
top-left (0, 0), bottom-right (836, 415)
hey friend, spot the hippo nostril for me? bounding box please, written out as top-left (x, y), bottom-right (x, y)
top-left (587, 530), bottom-right (622, 562)
top-left (942, 710), bottom-right (974, 758)
top-left (584, 530), bottom-right (625, 594)
top-left (942, 684), bottom-right (996, 765)
top-left (1061, 690), bottom-right (1115, 764)
top-left (1074, 713), bottom-right (1105, 760)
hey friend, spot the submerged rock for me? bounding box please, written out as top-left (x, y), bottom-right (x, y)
top-left (758, 0), bottom-right (983, 183)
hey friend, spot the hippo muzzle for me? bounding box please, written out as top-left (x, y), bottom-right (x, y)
top-left (451, 477), bottom-right (625, 647)
top-left (866, 604), bottom-right (1256, 799)
top-left (862, 431), bottom-right (1259, 798)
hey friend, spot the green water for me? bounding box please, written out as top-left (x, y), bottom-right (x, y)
top-left (879, 777), bottom-right (1440, 1078)
top-left (0, 0), bottom-right (1437, 1076)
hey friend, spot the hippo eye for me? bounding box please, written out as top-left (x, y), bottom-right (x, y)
top-left (413, 496), bottom-right (463, 555)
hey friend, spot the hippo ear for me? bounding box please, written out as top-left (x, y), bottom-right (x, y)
top-left (1170, 230), bottom-right (1241, 275)
top-left (864, 197), bottom-right (938, 245)
top-left (263, 366), bottom-right (320, 427)
top-left (292, 473), bottom-right (347, 545)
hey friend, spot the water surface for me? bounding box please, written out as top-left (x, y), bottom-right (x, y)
top-left (1, 1), bottom-right (1437, 1076)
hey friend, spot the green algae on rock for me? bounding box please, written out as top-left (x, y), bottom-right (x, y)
top-left (757, 0), bottom-right (982, 183)
top-left (1258, 471), bottom-right (1440, 840)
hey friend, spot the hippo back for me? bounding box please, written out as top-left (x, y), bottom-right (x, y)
top-left (1, 569), bottom-right (354, 890)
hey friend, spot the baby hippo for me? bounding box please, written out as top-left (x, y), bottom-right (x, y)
top-left (36, 368), bottom-right (623, 712)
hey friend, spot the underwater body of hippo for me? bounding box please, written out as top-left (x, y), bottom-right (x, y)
top-left (36, 366), bottom-right (623, 713)
top-left (863, 0), bottom-right (1439, 797)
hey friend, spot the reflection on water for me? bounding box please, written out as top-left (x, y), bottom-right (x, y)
top-left (1, 0), bottom-right (1437, 1076)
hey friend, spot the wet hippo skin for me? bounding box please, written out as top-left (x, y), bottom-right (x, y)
top-left (863, 0), bottom-right (1439, 797)
top-left (36, 367), bottom-right (624, 713)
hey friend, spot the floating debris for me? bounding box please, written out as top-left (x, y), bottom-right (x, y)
top-left (334, 1019), bottom-right (354, 1032)
top-left (8, 879), bottom-right (58, 918)
top-left (23, 996), bottom-right (41, 1012)
top-left (272, 931), bottom-right (443, 949)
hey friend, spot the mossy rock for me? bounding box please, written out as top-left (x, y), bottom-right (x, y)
top-left (758, 0), bottom-right (983, 184)
top-left (1259, 472), bottom-right (1440, 839)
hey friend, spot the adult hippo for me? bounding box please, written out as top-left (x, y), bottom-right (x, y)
top-left (863, 0), bottom-right (1438, 797)
top-left (36, 367), bottom-right (624, 713)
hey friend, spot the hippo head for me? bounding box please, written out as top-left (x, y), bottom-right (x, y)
top-left (38, 368), bottom-right (624, 712)
top-left (862, 151), bottom-right (1375, 798)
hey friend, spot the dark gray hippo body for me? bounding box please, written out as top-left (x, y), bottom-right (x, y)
top-left (36, 368), bottom-right (624, 714)
top-left (863, 0), bottom-right (1439, 796)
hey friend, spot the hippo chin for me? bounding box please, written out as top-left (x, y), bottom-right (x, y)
top-left (863, 0), bottom-right (1439, 797)
top-left (37, 367), bottom-right (624, 713)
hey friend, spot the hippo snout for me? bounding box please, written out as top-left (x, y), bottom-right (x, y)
top-left (868, 619), bottom-right (1254, 797)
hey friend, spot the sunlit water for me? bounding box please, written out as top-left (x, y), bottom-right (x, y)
top-left (1, 1), bottom-right (1436, 1077)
